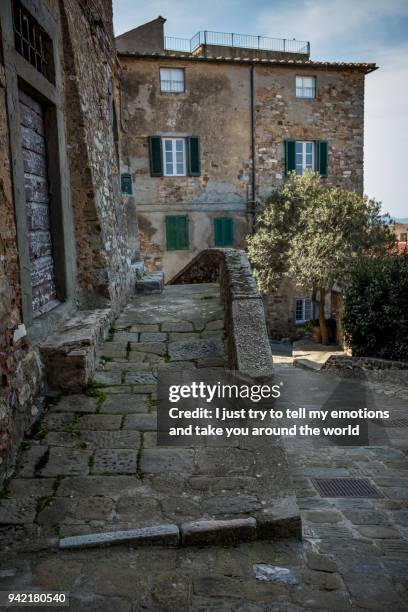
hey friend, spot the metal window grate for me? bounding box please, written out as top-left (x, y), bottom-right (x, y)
top-left (312, 477), bottom-right (384, 498)
top-left (13, 0), bottom-right (54, 83)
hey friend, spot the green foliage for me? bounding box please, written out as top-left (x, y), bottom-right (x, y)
top-left (343, 255), bottom-right (408, 360)
top-left (248, 172), bottom-right (395, 294)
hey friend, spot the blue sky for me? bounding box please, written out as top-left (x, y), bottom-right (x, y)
top-left (113, 0), bottom-right (408, 218)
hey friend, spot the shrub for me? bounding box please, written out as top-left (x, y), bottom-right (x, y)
top-left (343, 254), bottom-right (408, 361)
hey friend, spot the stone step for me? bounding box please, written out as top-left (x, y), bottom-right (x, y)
top-left (133, 260), bottom-right (145, 279)
top-left (135, 271), bottom-right (164, 294)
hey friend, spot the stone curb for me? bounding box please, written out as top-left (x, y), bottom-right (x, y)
top-left (181, 517), bottom-right (257, 546)
top-left (59, 524), bottom-right (179, 550)
top-left (58, 512), bottom-right (302, 551)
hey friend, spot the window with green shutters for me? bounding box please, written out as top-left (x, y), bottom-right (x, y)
top-left (214, 217), bottom-right (234, 247)
top-left (149, 136), bottom-right (200, 177)
top-left (165, 216), bottom-right (189, 250)
top-left (284, 139), bottom-right (328, 177)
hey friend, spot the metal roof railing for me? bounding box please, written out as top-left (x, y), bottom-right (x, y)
top-left (165, 30), bottom-right (310, 55)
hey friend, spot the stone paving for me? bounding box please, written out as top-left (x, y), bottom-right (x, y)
top-left (0, 285), bottom-right (407, 610)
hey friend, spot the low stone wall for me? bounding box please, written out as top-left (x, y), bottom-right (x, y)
top-left (170, 248), bottom-right (273, 380)
top-left (323, 355), bottom-right (408, 385)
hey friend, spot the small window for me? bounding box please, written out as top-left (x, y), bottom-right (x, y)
top-left (214, 218), bottom-right (234, 247)
top-left (295, 298), bottom-right (312, 323)
top-left (296, 76), bottom-right (316, 98)
top-left (160, 68), bottom-right (185, 93)
top-left (121, 173), bottom-right (133, 195)
top-left (400, 233), bottom-right (407, 242)
top-left (12, 0), bottom-right (55, 83)
top-left (165, 215), bottom-right (189, 251)
top-left (163, 138), bottom-right (186, 176)
top-left (295, 141), bottom-right (315, 176)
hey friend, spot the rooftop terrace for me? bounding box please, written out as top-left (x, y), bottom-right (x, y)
top-left (164, 30), bottom-right (310, 56)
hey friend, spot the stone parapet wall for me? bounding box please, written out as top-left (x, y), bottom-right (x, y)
top-left (169, 248), bottom-right (273, 380)
top-left (323, 355), bottom-right (408, 386)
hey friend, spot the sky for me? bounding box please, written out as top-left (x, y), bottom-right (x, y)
top-left (112, 0), bottom-right (408, 219)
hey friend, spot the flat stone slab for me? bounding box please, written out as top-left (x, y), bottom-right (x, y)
top-left (124, 371), bottom-right (157, 385)
top-left (59, 524), bottom-right (179, 549)
top-left (140, 448), bottom-right (195, 475)
top-left (0, 499), bottom-right (37, 525)
top-left (129, 342), bottom-right (166, 356)
top-left (54, 395), bottom-right (98, 413)
top-left (99, 394), bottom-right (149, 414)
top-left (168, 339), bottom-right (224, 362)
top-left (161, 321), bottom-right (194, 332)
top-left (57, 476), bottom-right (141, 498)
top-left (17, 446), bottom-right (49, 477)
top-left (91, 449), bottom-right (137, 475)
top-left (76, 414), bottom-right (122, 431)
top-left (139, 332), bottom-right (167, 342)
top-left (123, 414), bottom-right (157, 431)
top-left (40, 447), bottom-right (90, 477)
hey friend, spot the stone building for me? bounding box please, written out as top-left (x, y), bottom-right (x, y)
top-left (116, 17), bottom-right (376, 336)
top-left (0, 0), bottom-right (141, 483)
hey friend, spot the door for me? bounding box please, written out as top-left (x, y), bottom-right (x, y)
top-left (19, 90), bottom-right (58, 315)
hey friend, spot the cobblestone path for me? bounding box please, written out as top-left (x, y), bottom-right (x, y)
top-left (0, 285), bottom-right (407, 610)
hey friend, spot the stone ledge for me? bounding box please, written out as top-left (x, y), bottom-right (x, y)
top-left (39, 309), bottom-right (111, 392)
top-left (168, 248), bottom-right (273, 381)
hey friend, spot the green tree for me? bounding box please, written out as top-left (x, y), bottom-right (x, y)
top-left (343, 255), bottom-right (408, 360)
top-left (247, 172), bottom-right (395, 344)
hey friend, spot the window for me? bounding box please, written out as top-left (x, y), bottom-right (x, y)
top-left (214, 218), bottom-right (234, 246)
top-left (400, 233), bottom-right (407, 242)
top-left (285, 140), bottom-right (327, 177)
top-left (12, 0), bottom-right (55, 83)
top-left (295, 298), bottom-right (313, 323)
top-left (160, 68), bottom-right (185, 92)
top-left (150, 136), bottom-right (201, 177)
top-left (296, 76), bottom-right (316, 98)
top-left (163, 138), bottom-right (186, 176)
top-left (295, 141), bottom-right (315, 175)
top-left (165, 216), bottom-right (189, 250)
top-left (121, 173), bottom-right (133, 195)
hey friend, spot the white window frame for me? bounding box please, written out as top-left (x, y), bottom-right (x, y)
top-left (295, 141), bottom-right (315, 176)
top-left (160, 68), bottom-right (185, 93)
top-left (296, 75), bottom-right (316, 98)
top-left (162, 138), bottom-right (186, 176)
top-left (295, 298), bottom-right (313, 324)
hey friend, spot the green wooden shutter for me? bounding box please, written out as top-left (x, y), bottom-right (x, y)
top-left (187, 136), bottom-right (201, 176)
top-left (149, 136), bottom-right (163, 176)
top-left (121, 173), bottom-right (133, 195)
top-left (214, 218), bottom-right (234, 246)
top-left (317, 140), bottom-right (328, 177)
top-left (166, 216), bottom-right (189, 250)
top-left (285, 139), bottom-right (296, 175)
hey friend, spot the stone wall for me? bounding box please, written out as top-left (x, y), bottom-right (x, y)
top-left (169, 248), bottom-right (273, 380)
top-left (0, 0), bottom-right (140, 484)
top-left (323, 355), bottom-right (408, 386)
top-left (254, 66), bottom-right (365, 197)
top-left (60, 0), bottom-right (138, 308)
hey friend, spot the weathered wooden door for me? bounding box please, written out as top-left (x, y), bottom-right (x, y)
top-left (19, 90), bottom-right (58, 314)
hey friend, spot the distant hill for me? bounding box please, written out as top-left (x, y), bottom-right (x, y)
top-left (393, 217), bottom-right (408, 223)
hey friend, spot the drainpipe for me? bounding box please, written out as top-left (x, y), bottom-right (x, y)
top-left (250, 64), bottom-right (257, 232)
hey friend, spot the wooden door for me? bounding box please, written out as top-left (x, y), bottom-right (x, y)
top-left (19, 90), bottom-right (58, 314)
